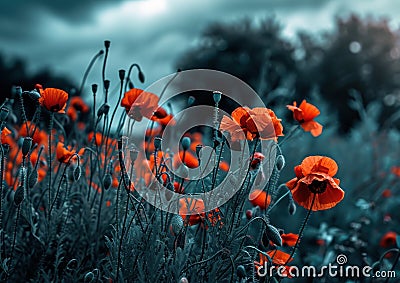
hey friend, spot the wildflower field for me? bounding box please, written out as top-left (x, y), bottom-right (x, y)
top-left (0, 39), bottom-right (399, 283)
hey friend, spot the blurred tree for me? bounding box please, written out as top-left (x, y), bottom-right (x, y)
top-left (296, 14), bottom-right (400, 132)
top-left (0, 52), bottom-right (76, 104)
top-left (175, 17), bottom-right (297, 108)
top-left (177, 15), bottom-right (400, 133)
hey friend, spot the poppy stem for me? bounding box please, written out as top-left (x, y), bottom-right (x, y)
top-left (285, 193), bottom-right (316, 265)
top-left (78, 50), bottom-right (103, 95)
top-left (47, 112), bottom-right (54, 221)
top-left (278, 125), bottom-right (300, 147)
top-left (0, 143), bottom-right (5, 258)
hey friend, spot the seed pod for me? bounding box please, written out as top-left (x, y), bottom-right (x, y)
top-left (138, 71), bottom-right (145, 83)
top-left (91, 84), bottom-right (98, 95)
top-left (104, 40), bottom-right (111, 49)
top-left (237, 265), bottom-right (246, 279)
top-left (22, 137), bottom-right (33, 157)
top-left (187, 96), bottom-right (195, 106)
top-left (104, 80), bottom-right (110, 91)
top-left (118, 69), bottom-right (125, 81)
top-left (73, 165), bottom-right (81, 181)
top-left (97, 103), bottom-right (110, 117)
top-left (170, 215), bottom-right (184, 236)
top-left (66, 259), bottom-right (78, 270)
top-left (129, 149), bottom-right (138, 164)
top-left (195, 144), bottom-right (202, 158)
top-left (28, 170), bottom-right (38, 188)
top-left (275, 154), bottom-right (285, 171)
top-left (213, 91), bottom-right (222, 104)
top-left (181, 137), bottom-right (191, 151)
top-left (288, 201), bottom-right (296, 215)
top-left (14, 185), bottom-right (24, 206)
top-left (154, 137), bottom-right (162, 150)
top-left (103, 173), bottom-right (112, 190)
top-left (84, 272), bottom-right (94, 283)
top-left (0, 107), bottom-right (9, 121)
top-left (266, 224), bottom-right (282, 246)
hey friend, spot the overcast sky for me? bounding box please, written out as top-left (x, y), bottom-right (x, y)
top-left (1, 0), bottom-right (400, 94)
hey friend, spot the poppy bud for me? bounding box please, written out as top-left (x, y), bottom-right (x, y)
top-left (128, 81), bottom-right (134, 89)
top-left (104, 40), bottom-right (111, 49)
top-left (119, 69), bottom-right (125, 81)
top-left (237, 265), bottom-right (246, 279)
top-left (170, 215), bottom-right (184, 236)
top-left (129, 149), bottom-right (138, 164)
top-left (22, 137), bottom-right (32, 157)
top-left (28, 170), bottom-right (38, 188)
top-left (116, 139), bottom-right (123, 152)
top-left (138, 71), bottom-right (145, 83)
top-left (187, 96), bottom-right (195, 106)
top-left (266, 224), bottom-right (282, 246)
top-left (179, 277), bottom-right (188, 283)
top-left (288, 200), bottom-right (296, 215)
top-left (73, 165), bottom-right (81, 182)
top-left (84, 271), bottom-right (94, 283)
top-left (213, 91), bottom-right (222, 104)
top-left (97, 103), bottom-right (110, 117)
top-left (66, 259), bottom-right (78, 270)
top-left (103, 173), bottom-right (112, 190)
top-left (104, 80), bottom-right (110, 91)
top-left (181, 137), bottom-right (191, 151)
top-left (92, 84), bottom-right (98, 95)
top-left (14, 185), bottom-right (24, 206)
top-left (154, 137), bottom-right (162, 150)
top-left (0, 107), bottom-right (9, 121)
top-left (195, 144), bottom-right (202, 158)
top-left (275, 154), bottom-right (285, 171)
top-left (15, 86), bottom-right (22, 96)
top-left (245, 209), bottom-right (252, 220)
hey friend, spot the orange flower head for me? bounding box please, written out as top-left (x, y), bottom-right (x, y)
top-left (380, 231), bottom-right (397, 247)
top-left (1, 127), bottom-right (11, 143)
top-left (121, 88), bottom-right (167, 121)
top-left (69, 96), bottom-right (89, 113)
top-left (179, 198), bottom-right (205, 226)
top-left (39, 88), bottom-right (69, 113)
top-left (281, 233), bottom-right (299, 247)
top-left (220, 107), bottom-right (283, 142)
top-left (391, 166), bottom-right (400, 177)
top-left (249, 189), bottom-right (271, 210)
top-left (286, 156), bottom-right (344, 211)
top-left (256, 250), bottom-right (293, 267)
top-left (56, 142), bottom-right (81, 163)
top-left (287, 100), bottom-right (323, 137)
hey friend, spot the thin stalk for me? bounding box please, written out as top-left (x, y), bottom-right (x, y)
top-left (285, 193), bottom-right (316, 264)
top-left (47, 113), bottom-right (54, 221)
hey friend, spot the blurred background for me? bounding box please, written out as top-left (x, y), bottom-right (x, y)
top-left (1, 0), bottom-right (400, 132)
top-left (1, 0), bottom-right (400, 271)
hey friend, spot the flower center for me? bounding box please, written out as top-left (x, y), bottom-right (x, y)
top-left (308, 179), bottom-right (327, 194)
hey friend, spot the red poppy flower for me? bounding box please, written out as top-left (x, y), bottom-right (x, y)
top-left (39, 88), bottom-right (69, 113)
top-left (391, 166), bottom-right (400, 177)
top-left (256, 250), bottom-right (293, 267)
top-left (380, 231), bottom-right (397, 247)
top-left (281, 233), bottom-right (299, 247)
top-left (249, 189), bottom-right (271, 210)
top-left (382, 189), bottom-right (392, 198)
top-left (56, 142), bottom-right (76, 163)
top-left (220, 107), bottom-right (284, 142)
top-left (1, 127), bottom-right (11, 143)
top-left (287, 100), bottom-right (323, 137)
top-left (286, 156), bottom-right (344, 211)
top-left (251, 152), bottom-right (265, 169)
top-left (69, 96), bottom-right (89, 113)
top-left (121, 88), bottom-right (167, 121)
top-left (179, 198), bottom-right (205, 226)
